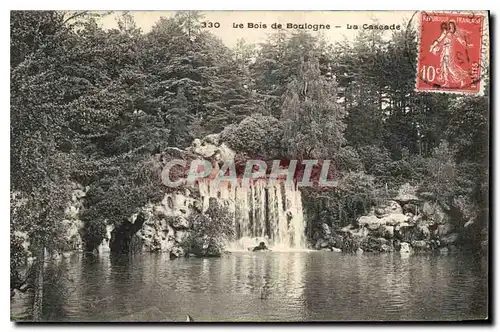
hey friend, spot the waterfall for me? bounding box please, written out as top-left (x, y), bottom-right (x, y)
top-left (198, 179), bottom-right (307, 251)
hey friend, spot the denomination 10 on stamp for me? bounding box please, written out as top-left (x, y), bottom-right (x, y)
top-left (416, 12), bottom-right (485, 94)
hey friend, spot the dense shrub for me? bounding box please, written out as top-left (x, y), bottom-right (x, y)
top-left (303, 170), bottom-right (387, 235)
top-left (219, 113), bottom-right (284, 159)
top-left (357, 145), bottom-right (392, 176)
top-left (184, 198), bottom-right (234, 257)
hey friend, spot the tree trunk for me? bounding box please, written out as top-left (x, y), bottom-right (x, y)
top-left (31, 246), bottom-right (44, 321)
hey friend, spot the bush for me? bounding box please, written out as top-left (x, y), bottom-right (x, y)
top-left (184, 198), bottom-right (234, 257)
top-left (219, 113), bottom-right (284, 158)
top-left (419, 141), bottom-right (457, 204)
top-left (337, 233), bottom-right (361, 253)
top-left (336, 146), bottom-right (363, 172)
top-left (357, 145), bottom-right (392, 176)
top-left (336, 171), bottom-right (387, 220)
top-left (303, 170), bottom-right (387, 233)
top-left (81, 219), bottom-right (107, 251)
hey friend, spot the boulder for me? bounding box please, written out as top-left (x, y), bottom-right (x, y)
top-left (314, 238), bottom-right (331, 250)
top-left (411, 240), bottom-right (429, 250)
top-left (434, 204), bottom-right (449, 225)
top-left (382, 225), bottom-right (395, 239)
top-left (252, 242), bottom-right (269, 252)
top-left (204, 133), bottom-right (220, 145)
top-left (170, 216), bottom-right (190, 229)
top-left (422, 201), bottom-right (435, 218)
top-left (421, 202), bottom-right (449, 225)
top-left (441, 233), bottom-right (459, 245)
top-left (170, 246), bottom-right (185, 260)
top-left (383, 213), bottom-right (410, 226)
top-left (367, 222), bottom-right (382, 231)
top-left (358, 215), bottom-right (379, 227)
top-left (413, 214), bottom-right (426, 226)
top-left (175, 230), bottom-right (187, 243)
top-left (71, 189), bottom-right (86, 203)
top-left (190, 137), bottom-right (219, 158)
top-left (380, 244), bottom-right (393, 252)
top-left (218, 143), bottom-right (236, 163)
top-left (332, 247), bottom-right (342, 252)
top-left (435, 224), bottom-right (454, 237)
top-left (153, 204), bottom-right (169, 219)
top-left (352, 227), bottom-right (370, 238)
top-left (402, 203), bottom-right (418, 215)
top-left (321, 223), bottom-right (332, 237)
top-left (417, 225), bottom-right (431, 240)
top-left (400, 242), bottom-right (411, 253)
top-left (394, 183), bottom-right (419, 203)
top-left (65, 205), bottom-right (79, 219)
top-left (190, 135), bottom-right (236, 163)
top-left (340, 224), bottom-right (355, 233)
top-left (375, 200), bottom-right (403, 218)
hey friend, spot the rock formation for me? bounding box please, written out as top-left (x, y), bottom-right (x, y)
top-left (311, 183), bottom-right (463, 254)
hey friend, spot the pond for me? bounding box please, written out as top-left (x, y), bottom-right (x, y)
top-left (11, 251), bottom-right (488, 322)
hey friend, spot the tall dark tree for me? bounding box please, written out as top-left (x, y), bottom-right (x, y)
top-left (281, 57), bottom-right (346, 159)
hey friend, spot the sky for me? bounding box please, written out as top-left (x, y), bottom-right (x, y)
top-left (99, 11), bottom-right (415, 47)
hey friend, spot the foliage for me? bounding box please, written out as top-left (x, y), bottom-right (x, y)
top-left (220, 113), bottom-right (284, 158)
top-left (281, 57), bottom-right (346, 159)
top-left (419, 142), bottom-right (457, 204)
top-left (184, 198), bottom-right (234, 257)
top-left (356, 145), bottom-right (392, 177)
top-left (303, 170), bottom-right (386, 234)
top-left (335, 146), bottom-right (363, 173)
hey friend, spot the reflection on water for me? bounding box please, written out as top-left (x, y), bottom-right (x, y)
top-left (11, 251), bottom-right (487, 322)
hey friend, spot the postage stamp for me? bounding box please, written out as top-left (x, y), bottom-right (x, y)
top-left (415, 11), bottom-right (486, 95)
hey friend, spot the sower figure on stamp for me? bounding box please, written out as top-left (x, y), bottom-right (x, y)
top-left (429, 20), bottom-right (473, 88)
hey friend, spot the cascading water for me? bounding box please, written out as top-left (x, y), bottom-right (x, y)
top-left (198, 179), bottom-right (307, 251)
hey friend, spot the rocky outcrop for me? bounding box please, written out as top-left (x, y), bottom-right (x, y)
top-left (312, 183), bottom-right (474, 254)
top-left (98, 136), bottom-right (239, 256)
top-left (189, 134), bottom-right (235, 164)
top-left (99, 187), bottom-right (200, 256)
top-left (133, 190), bottom-right (196, 254)
top-left (252, 242), bottom-right (269, 252)
top-left (50, 183), bottom-right (87, 256)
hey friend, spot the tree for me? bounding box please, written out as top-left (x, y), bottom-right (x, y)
top-left (220, 113), bottom-right (284, 159)
top-left (281, 57), bottom-right (346, 159)
top-left (421, 142), bottom-right (457, 204)
top-left (10, 10), bottom-right (85, 320)
top-left (252, 31), bottom-right (329, 118)
top-left (142, 11), bottom-right (248, 137)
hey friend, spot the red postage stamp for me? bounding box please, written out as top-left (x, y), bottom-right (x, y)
top-left (416, 12), bottom-right (486, 94)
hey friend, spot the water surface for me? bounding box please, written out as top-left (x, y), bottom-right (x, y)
top-left (11, 251), bottom-right (488, 322)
